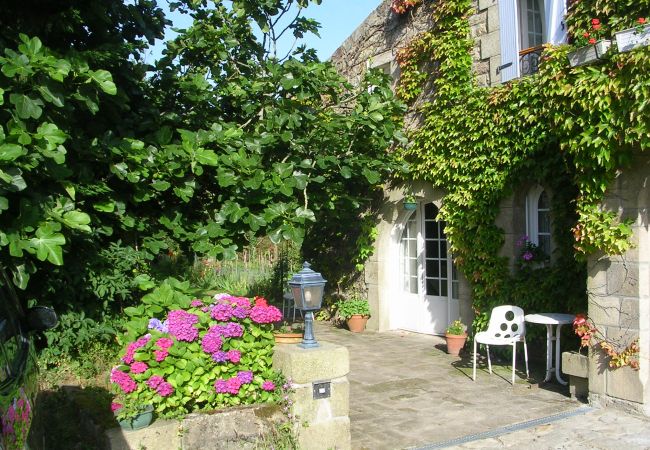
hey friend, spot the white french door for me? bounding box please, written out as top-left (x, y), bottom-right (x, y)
top-left (398, 203), bottom-right (459, 335)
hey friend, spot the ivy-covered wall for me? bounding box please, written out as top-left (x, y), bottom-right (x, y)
top-left (332, 0), bottom-right (650, 407)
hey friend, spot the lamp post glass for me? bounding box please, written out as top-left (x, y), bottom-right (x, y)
top-left (289, 262), bottom-right (327, 348)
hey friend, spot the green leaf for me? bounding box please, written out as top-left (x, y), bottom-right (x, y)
top-left (195, 148), bottom-right (219, 166)
top-left (0, 196), bottom-right (8, 212)
top-left (152, 180), bottom-right (171, 191)
top-left (93, 201), bottom-right (115, 212)
top-left (37, 85), bottom-right (64, 107)
top-left (29, 225), bottom-right (65, 265)
top-left (362, 168), bottom-right (380, 184)
top-left (0, 144), bottom-right (25, 161)
top-left (62, 211), bottom-right (91, 232)
top-left (89, 70), bottom-right (117, 95)
top-left (9, 94), bottom-right (43, 119)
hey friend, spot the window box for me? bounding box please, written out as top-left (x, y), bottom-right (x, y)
top-left (614, 25), bottom-right (650, 53)
top-left (567, 39), bottom-right (611, 67)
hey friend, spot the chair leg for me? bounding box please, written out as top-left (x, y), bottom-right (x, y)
top-left (472, 339), bottom-right (477, 381)
top-left (512, 341), bottom-right (517, 386)
top-left (523, 339), bottom-right (529, 379)
top-left (486, 345), bottom-right (492, 374)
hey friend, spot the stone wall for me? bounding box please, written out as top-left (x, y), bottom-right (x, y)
top-left (331, 0), bottom-right (502, 89)
top-left (587, 151), bottom-right (650, 413)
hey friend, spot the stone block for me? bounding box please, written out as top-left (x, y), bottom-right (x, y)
top-left (569, 376), bottom-right (589, 400)
top-left (364, 260), bottom-right (379, 286)
top-left (562, 351), bottom-right (588, 378)
top-left (606, 261), bottom-right (639, 297)
top-left (478, 0), bottom-right (497, 11)
top-left (487, 5), bottom-right (500, 32)
top-left (620, 298), bottom-right (640, 329)
top-left (489, 54), bottom-right (501, 85)
top-left (589, 297), bottom-right (621, 327)
top-left (291, 377), bottom-right (349, 422)
top-left (589, 349), bottom-right (607, 395)
top-left (106, 419), bottom-right (182, 450)
top-left (297, 416), bottom-right (351, 450)
top-left (367, 283), bottom-right (380, 331)
top-left (468, 11), bottom-right (487, 27)
top-left (480, 31), bottom-right (500, 59)
top-left (181, 405), bottom-right (284, 449)
top-left (475, 74), bottom-right (489, 87)
top-left (607, 365), bottom-right (644, 403)
top-left (470, 21), bottom-right (488, 38)
top-left (273, 342), bottom-right (349, 384)
top-left (587, 256), bottom-right (609, 296)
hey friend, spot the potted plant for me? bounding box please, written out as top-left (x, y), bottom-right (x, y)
top-left (112, 401), bottom-right (155, 431)
top-left (445, 319), bottom-right (467, 356)
top-left (614, 17), bottom-right (649, 53)
top-left (273, 321), bottom-right (304, 344)
top-left (567, 18), bottom-right (611, 67)
top-left (403, 194), bottom-right (417, 210)
top-left (336, 298), bottom-right (371, 333)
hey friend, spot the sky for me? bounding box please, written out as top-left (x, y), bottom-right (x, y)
top-left (145, 0), bottom-right (382, 63)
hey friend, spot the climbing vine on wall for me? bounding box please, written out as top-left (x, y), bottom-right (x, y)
top-left (392, 0), bottom-right (649, 361)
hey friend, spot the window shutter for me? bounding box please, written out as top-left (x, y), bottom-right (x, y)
top-left (545, 0), bottom-right (568, 44)
top-left (498, 0), bottom-right (520, 82)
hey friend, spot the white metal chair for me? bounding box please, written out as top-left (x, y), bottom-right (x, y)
top-left (472, 305), bottom-right (529, 384)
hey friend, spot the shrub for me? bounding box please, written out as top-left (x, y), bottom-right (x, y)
top-left (336, 298), bottom-right (371, 319)
top-left (111, 292), bottom-right (284, 419)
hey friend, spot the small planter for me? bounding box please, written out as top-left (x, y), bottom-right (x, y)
top-left (273, 332), bottom-right (303, 344)
top-left (445, 333), bottom-right (467, 356)
top-left (403, 201), bottom-right (417, 211)
top-left (615, 25), bottom-right (650, 53)
top-left (117, 404), bottom-right (154, 431)
top-left (567, 40), bottom-right (611, 67)
top-left (347, 315), bottom-right (369, 333)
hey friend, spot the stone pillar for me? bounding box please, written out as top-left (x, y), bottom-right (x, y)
top-left (273, 343), bottom-right (351, 450)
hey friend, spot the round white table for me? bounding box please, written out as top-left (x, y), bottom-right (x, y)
top-left (524, 313), bottom-right (575, 385)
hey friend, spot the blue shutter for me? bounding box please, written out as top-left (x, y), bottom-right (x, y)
top-left (545, 0), bottom-right (567, 44)
top-left (498, 0), bottom-right (520, 82)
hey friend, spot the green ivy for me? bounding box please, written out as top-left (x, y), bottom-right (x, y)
top-left (393, 0), bottom-right (648, 323)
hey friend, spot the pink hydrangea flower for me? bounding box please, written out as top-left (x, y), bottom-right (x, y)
top-left (110, 368), bottom-right (137, 393)
top-left (111, 402), bottom-right (123, 412)
top-left (262, 381), bottom-right (276, 391)
top-left (167, 310), bottom-right (199, 342)
top-left (154, 349), bottom-right (169, 362)
top-left (130, 361), bottom-right (148, 374)
top-left (227, 349), bottom-right (241, 363)
top-left (190, 299), bottom-right (204, 307)
top-left (211, 304), bottom-right (233, 321)
top-left (249, 304), bottom-right (282, 324)
top-left (122, 335), bottom-right (151, 363)
top-left (226, 377), bottom-right (242, 394)
top-left (201, 331), bottom-right (223, 354)
top-left (214, 379), bottom-right (228, 393)
top-left (146, 375), bottom-right (165, 389)
top-left (156, 338), bottom-right (173, 349)
top-left (156, 381), bottom-right (174, 397)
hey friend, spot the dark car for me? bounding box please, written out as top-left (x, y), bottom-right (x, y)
top-left (0, 270), bottom-right (56, 450)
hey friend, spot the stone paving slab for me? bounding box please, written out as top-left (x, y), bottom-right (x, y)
top-left (315, 323), bottom-right (650, 450)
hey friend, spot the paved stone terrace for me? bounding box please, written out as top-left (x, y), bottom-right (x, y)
top-left (314, 322), bottom-right (650, 450)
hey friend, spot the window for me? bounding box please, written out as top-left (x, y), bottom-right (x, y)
top-left (401, 211), bottom-right (419, 294)
top-left (526, 185), bottom-right (551, 258)
top-left (498, 0), bottom-right (568, 81)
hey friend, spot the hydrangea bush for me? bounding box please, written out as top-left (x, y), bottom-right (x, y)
top-left (111, 288), bottom-right (283, 419)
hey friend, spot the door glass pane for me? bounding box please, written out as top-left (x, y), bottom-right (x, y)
top-left (401, 211), bottom-right (419, 294)
top-left (426, 279), bottom-right (439, 296)
top-left (425, 203), bottom-right (438, 220)
top-left (427, 259), bottom-right (439, 278)
top-left (441, 262), bottom-right (448, 279)
top-left (440, 240), bottom-right (447, 259)
top-left (440, 281), bottom-right (448, 297)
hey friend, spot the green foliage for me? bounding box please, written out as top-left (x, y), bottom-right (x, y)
top-left (335, 297), bottom-right (371, 319)
top-left (392, 0), bottom-right (648, 323)
top-left (445, 319), bottom-right (465, 335)
top-left (112, 290), bottom-right (283, 419)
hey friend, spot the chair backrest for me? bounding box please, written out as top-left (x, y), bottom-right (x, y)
top-left (485, 305), bottom-right (526, 340)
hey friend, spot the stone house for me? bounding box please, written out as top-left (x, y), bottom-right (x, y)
top-left (330, 0), bottom-right (650, 414)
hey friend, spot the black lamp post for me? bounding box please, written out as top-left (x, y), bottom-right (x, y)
top-left (289, 262), bottom-right (327, 348)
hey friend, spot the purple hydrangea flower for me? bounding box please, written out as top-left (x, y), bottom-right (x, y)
top-left (201, 332), bottom-right (223, 354)
top-left (237, 371), bottom-right (253, 384)
top-left (211, 351), bottom-right (228, 363)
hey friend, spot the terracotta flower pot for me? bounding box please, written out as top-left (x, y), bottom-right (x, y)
top-left (346, 315), bottom-right (369, 333)
top-left (273, 332), bottom-right (303, 344)
top-left (445, 333), bottom-right (467, 356)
